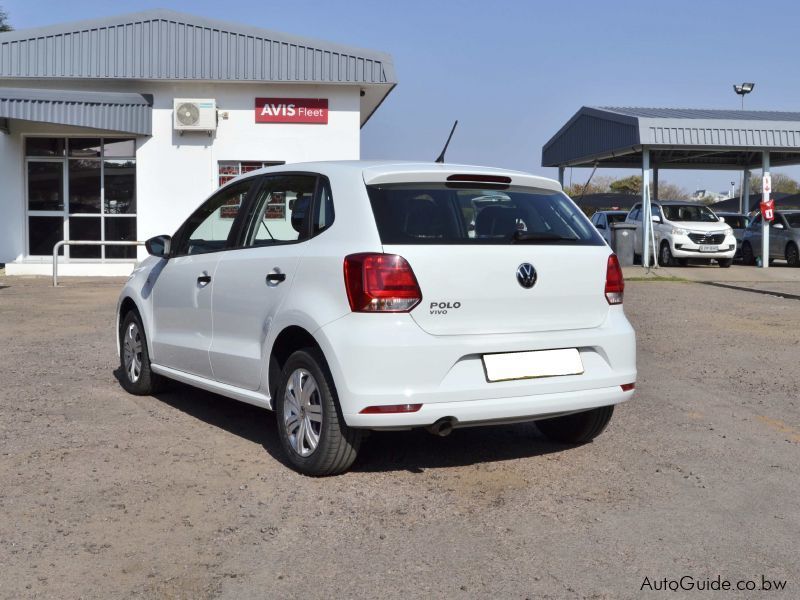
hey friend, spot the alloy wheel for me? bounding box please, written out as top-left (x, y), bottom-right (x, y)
top-left (283, 368), bottom-right (323, 457)
top-left (123, 322), bottom-right (143, 383)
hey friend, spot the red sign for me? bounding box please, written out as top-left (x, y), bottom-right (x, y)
top-left (255, 98), bottom-right (328, 124)
top-left (760, 199), bottom-right (775, 221)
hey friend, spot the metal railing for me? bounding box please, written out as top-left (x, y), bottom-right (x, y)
top-left (52, 240), bottom-right (144, 287)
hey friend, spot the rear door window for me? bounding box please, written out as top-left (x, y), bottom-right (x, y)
top-left (366, 183), bottom-right (603, 245)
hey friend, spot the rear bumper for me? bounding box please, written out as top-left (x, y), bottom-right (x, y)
top-left (315, 307), bottom-right (636, 429)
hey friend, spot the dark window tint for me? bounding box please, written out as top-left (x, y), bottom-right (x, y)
top-left (176, 179), bottom-right (254, 256)
top-left (105, 217), bottom-right (137, 258)
top-left (28, 217), bottom-right (64, 255)
top-left (26, 138), bottom-right (65, 157)
top-left (69, 217), bottom-right (101, 258)
top-left (68, 160), bottom-right (101, 214)
top-left (244, 175), bottom-right (317, 246)
top-left (28, 162), bottom-right (64, 211)
top-left (722, 216), bottom-right (747, 229)
top-left (68, 138), bottom-right (102, 158)
top-left (608, 213), bottom-right (628, 223)
top-left (313, 179), bottom-right (335, 235)
top-left (104, 160), bottom-right (136, 214)
top-left (785, 213), bottom-right (800, 228)
top-left (629, 207), bottom-right (641, 221)
top-left (367, 183), bottom-right (603, 245)
top-left (662, 204), bottom-right (719, 222)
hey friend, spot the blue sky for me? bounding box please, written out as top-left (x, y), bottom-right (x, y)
top-left (4, 0), bottom-right (800, 194)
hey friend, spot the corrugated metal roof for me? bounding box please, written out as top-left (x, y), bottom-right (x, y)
top-left (0, 9), bottom-right (396, 85)
top-left (597, 107), bottom-right (800, 121)
top-left (0, 87), bottom-right (151, 134)
top-left (542, 106), bottom-right (800, 169)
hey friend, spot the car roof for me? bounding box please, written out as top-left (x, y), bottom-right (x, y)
top-left (653, 200), bottom-right (710, 207)
top-left (597, 210), bottom-right (628, 214)
top-left (221, 160), bottom-right (562, 192)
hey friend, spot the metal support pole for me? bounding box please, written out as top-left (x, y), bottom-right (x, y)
top-left (652, 168), bottom-right (659, 200)
top-left (761, 152), bottom-right (770, 269)
top-left (558, 166), bottom-right (565, 188)
top-left (53, 240), bottom-right (144, 286)
top-left (642, 148), bottom-right (653, 269)
top-left (741, 170), bottom-right (751, 215)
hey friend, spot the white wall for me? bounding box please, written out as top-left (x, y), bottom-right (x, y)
top-left (0, 80), bottom-right (362, 268)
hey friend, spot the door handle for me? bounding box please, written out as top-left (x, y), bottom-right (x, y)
top-left (266, 272), bottom-right (286, 284)
top-left (197, 273), bottom-right (212, 285)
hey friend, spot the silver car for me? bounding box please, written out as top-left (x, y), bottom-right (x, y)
top-left (741, 210), bottom-right (800, 266)
top-left (715, 212), bottom-right (749, 259)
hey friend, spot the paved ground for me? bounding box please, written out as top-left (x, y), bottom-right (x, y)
top-left (1, 274), bottom-right (798, 599)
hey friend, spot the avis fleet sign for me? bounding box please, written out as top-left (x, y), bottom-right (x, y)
top-left (255, 98), bottom-right (328, 124)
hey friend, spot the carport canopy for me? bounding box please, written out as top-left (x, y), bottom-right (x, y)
top-left (542, 106), bottom-right (800, 268)
top-left (0, 87), bottom-right (152, 135)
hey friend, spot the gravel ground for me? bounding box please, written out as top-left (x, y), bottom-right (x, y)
top-left (0, 276), bottom-right (798, 599)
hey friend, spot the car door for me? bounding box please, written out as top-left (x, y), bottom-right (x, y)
top-left (770, 214), bottom-right (788, 258)
top-left (150, 177), bottom-right (257, 377)
top-left (209, 173), bottom-right (325, 390)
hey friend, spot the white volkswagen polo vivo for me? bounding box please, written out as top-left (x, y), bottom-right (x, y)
top-left (116, 162), bottom-right (636, 475)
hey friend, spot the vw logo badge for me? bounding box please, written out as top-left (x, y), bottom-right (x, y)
top-left (516, 263), bottom-right (537, 289)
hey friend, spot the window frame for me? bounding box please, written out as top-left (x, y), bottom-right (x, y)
top-left (23, 135), bottom-right (137, 261)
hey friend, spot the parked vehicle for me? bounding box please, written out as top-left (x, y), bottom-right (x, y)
top-left (625, 201), bottom-right (736, 267)
top-left (715, 212), bottom-right (749, 259)
top-left (116, 162), bottom-right (637, 475)
top-left (741, 210), bottom-right (800, 266)
top-left (590, 210), bottom-right (629, 245)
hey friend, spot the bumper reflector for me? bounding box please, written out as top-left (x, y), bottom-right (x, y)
top-left (621, 383), bottom-right (635, 392)
top-left (359, 403), bottom-right (423, 414)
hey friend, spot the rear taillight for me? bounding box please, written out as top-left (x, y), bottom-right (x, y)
top-left (343, 253), bottom-right (422, 312)
top-left (605, 254), bottom-right (624, 305)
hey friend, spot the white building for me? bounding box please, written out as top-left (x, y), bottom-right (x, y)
top-left (0, 10), bottom-right (396, 275)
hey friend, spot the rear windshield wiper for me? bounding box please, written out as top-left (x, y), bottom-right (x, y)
top-left (511, 231), bottom-right (579, 244)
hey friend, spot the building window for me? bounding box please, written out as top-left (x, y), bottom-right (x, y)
top-left (25, 137), bottom-right (137, 259)
top-left (216, 160), bottom-right (284, 220)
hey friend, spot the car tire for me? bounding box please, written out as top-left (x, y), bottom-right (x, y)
top-left (658, 242), bottom-right (674, 267)
top-left (742, 242), bottom-right (755, 265)
top-left (677, 258), bottom-right (689, 267)
top-left (633, 253), bottom-right (641, 265)
top-left (536, 405), bottom-right (614, 444)
top-left (119, 310), bottom-right (165, 395)
top-left (718, 258), bottom-right (732, 268)
top-left (786, 243), bottom-right (800, 267)
top-left (275, 348), bottom-right (362, 476)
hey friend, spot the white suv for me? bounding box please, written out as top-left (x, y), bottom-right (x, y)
top-left (626, 201), bottom-right (736, 267)
top-left (116, 162), bottom-right (637, 475)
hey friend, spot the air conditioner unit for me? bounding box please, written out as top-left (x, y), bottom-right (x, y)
top-left (173, 98), bottom-right (217, 132)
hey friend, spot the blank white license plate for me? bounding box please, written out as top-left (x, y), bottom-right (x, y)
top-left (699, 245), bottom-right (719, 252)
top-left (482, 348), bottom-right (584, 382)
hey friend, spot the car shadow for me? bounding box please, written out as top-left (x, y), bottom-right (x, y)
top-left (115, 369), bottom-right (569, 474)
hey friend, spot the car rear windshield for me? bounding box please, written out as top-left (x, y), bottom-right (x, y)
top-left (366, 183), bottom-right (604, 245)
top-left (662, 204), bottom-right (719, 222)
top-left (607, 213), bottom-right (628, 223)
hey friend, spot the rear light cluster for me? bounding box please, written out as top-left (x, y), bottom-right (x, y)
top-left (344, 253), bottom-right (422, 312)
top-left (605, 254), bottom-right (624, 305)
top-left (359, 403), bottom-right (422, 414)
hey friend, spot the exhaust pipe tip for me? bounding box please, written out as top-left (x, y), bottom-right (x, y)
top-left (426, 417), bottom-right (455, 437)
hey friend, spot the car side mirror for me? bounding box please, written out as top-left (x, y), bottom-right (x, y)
top-left (718, 216), bottom-right (726, 223)
top-left (652, 215), bottom-right (662, 223)
top-left (145, 235), bottom-right (172, 258)
top-left (773, 222), bottom-right (785, 230)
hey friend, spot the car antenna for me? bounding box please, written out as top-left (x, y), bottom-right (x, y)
top-left (435, 120), bottom-right (458, 163)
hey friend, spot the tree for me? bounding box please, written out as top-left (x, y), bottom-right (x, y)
top-left (745, 173), bottom-right (799, 195)
top-left (0, 6), bottom-right (11, 32)
top-left (609, 175), bottom-right (642, 195)
top-left (564, 175), bottom-right (613, 198)
top-left (655, 182), bottom-right (690, 200)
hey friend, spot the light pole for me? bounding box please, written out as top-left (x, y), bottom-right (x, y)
top-left (734, 83), bottom-right (755, 213)
top-left (733, 82), bottom-right (755, 109)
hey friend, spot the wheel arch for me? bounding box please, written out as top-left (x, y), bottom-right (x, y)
top-left (117, 296), bottom-right (152, 357)
top-left (267, 325), bottom-right (331, 405)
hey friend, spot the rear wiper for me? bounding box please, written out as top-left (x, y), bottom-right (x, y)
top-left (511, 231), bottom-right (578, 243)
